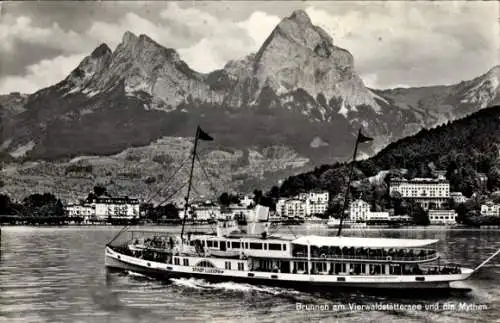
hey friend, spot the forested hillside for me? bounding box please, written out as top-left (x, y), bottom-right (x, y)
top-left (279, 105), bottom-right (500, 200)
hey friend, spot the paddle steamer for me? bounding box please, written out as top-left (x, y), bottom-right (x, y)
top-left (105, 126), bottom-right (499, 292)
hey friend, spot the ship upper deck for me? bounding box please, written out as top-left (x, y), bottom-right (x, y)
top-left (292, 235), bottom-right (438, 249)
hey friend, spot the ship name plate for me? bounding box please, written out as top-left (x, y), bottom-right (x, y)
top-left (192, 267), bottom-right (224, 274)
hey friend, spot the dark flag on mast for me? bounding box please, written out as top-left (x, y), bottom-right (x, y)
top-left (357, 129), bottom-right (373, 143)
top-left (197, 126), bottom-right (213, 141)
top-left (181, 125), bottom-right (213, 239)
top-left (337, 127), bottom-right (373, 237)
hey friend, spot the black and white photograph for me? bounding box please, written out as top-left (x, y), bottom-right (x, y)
top-left (0, 1), bottom-right (499, 322)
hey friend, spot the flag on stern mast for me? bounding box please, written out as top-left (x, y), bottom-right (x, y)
top-left (337, 127), bottom-right (373, 236)
top-left (357, 129), bottom-right (373, 143)
top-left (197, 126), bottom-right (213, 141)
top-left (181, 125), bottom-right (214, 240)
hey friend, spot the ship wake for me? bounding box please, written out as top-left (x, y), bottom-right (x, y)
top-left (126, 270), bottom-right (156, 281)
top-left (170, 277), bottom-right (303, 296)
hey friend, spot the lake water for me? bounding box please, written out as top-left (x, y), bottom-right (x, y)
top-left (1, 225), bottom-right (500, 322)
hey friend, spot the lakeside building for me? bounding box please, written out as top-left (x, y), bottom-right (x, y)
top-left (349, 199), bottom-right (370, 221)
top-left (389, 215), bottom-right (413, 222)
top-left (65, 204), bottom-right (95, 223)
top-left (367, 212), bottom-right (390, 221)
top-left (276, 198), bottom-right (307, 218)
top-left (450, 192), bottom-right (468, 204)
top-left (180, 202), bottom-right (254, 221)
top-left (480, 202), bottom-right (500, 217)
top-left (298, 191), bottom-right (329, 204)
top-left (276, 191), bottom-right (329, 218)
top-left (302, 191), bottom-right (330, 216)
top-left (389, 177), bottom-right (450, 209)
top-left (306, 200), bottom-right (328, 216)
top-left (428, 209), bottom-right (458, 225)
top-left (88, 196), bottom-right (140, 220)
top-left (192, 204), bottom-right (221, 221)
top-left (348, 199), bottom-right (391, 222)
top-left (65, 196), bottom-right (140, 222)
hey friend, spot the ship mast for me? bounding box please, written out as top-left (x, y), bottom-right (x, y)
top-left (180, 127), bottom-right (200, 240)
top-left (180, 125), bottom-right (213, 240)
top-left (337, 128), bottom-right (372, 236)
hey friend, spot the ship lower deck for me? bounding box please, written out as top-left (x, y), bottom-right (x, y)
top-left (105, 247), bottom-right (473, 295)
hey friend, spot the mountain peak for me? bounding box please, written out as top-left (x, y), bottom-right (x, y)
top-left (63, 43), bottom-right (112, 92)
top-left (246, 9), bottom-right (372, 114)
top-left (91, 43), bottom-right (112, 58)
top-left (137, 33), bottom-right (166, 50)
top-left (273, 9), bottom-right (333, 48)
top-left (138, 33), bottom-right (155, 43)
top-left (289, 10), bottom-right (312, 26)
top-left (122, 31), bottom-right (138, 44)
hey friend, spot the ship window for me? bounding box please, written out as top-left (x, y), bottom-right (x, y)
top-left (245, 243), bottom-right (249, 249)
top-left (183, 259), bottom-right (189, 266)
top-left (232, 242), bottom-right (241, 249)
top-left (238, 262), bottom-right (244, 271)
top-left (207, 241), bottom-right (213, 247)
top-left (225, 261), bottom-right (231, 270)
top-left (369, 264), bottom-right (382, 275)
top-left (314, 262), bottom-right (327, 272)
top-left (269, 243), bottom-right (282, 251)
top-left (174, 258), bottom-right (180, 265)
top-left (250, 243), bottom-right (263, 249)
top-left (214, 241), bottom-right (219, 248)
top-left (283, 244), bottom-right (287, 251)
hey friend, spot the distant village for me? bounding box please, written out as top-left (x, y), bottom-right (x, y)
top-left (1, 167), bottom-right (499, 226)
top-left (57, 170), bottom-right (499, 227)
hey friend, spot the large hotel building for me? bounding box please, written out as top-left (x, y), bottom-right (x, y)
top-left (389, 177), bottom-right (450, 210)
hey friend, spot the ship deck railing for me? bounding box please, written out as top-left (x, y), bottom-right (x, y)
top-left (122, 248), bottom-right (439, 263)
top-left (289, 252), bottom-right (439, 262)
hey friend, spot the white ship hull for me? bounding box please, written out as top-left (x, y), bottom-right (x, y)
top-left (105, 246), bottom-right (473, 292)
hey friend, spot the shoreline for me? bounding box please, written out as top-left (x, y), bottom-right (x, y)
top-left (1, 224), bottom-right (499, 231)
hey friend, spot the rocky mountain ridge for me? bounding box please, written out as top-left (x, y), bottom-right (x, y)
top-left (0, 10), bottom-right (498, 200)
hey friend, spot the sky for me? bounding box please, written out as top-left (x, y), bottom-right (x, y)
top-left (0, 1), bottom-right (498, 94)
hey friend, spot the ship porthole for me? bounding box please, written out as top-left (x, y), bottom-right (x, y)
top-left (117, 255), bottom-right (121, 259)
top-left (386, 256), bottom-right (392, 261)
top-left (321, 254), bottom-right (326, 258)
top-left (147, 263), bottom-right (151, 267)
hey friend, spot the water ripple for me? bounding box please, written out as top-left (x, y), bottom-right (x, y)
top-left (1, 226), bottom-right (500, 322)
